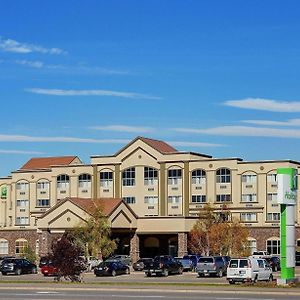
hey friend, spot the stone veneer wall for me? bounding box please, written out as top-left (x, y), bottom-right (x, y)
top-left (178, 232), bottom-right (188, 257)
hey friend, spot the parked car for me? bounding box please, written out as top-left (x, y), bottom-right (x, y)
top-left (0, 256), bottom-right (15, 266)
top-left (226, 257), bottom-right (273, 284)
top-left (39, 256), bottom-right (50, 268)
top-left (108, 255), bottom-right (131, 266)
top-left (181, 255), bottom-right (200, 271)
top-left (0, 258), bottom-right (37, 275)
top-left (196, 256), bottom-right (226, 277)
top-left (41, 264), bottom-right (58, 276)
top-left (132, 258), bottom-right (153, 271)
top-left (265, 256), bottom-right (281, 272)
top-left (94, 260), bottom-right (130, 277)
top-left (144, 255), bottom-right (183, 277)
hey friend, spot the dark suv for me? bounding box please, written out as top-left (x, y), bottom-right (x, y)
top-left (196, 256), bottom-right (226, 277)
top-left (0, 258), bottom-right (37, 275)
top-left (144, 255), bottom-right (183, 277)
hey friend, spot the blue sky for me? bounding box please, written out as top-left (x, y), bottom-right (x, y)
top-left (1, 0), bottom-right (300, 176)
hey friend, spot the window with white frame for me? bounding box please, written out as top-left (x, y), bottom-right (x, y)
top-left (37, 181), bottom-right (50, 190)
top-left (267, 173), bottom-right (277, 183)
top-left (36, 199), bottom-right (50, 207)
top-left (0, 239), bottom-right (8, 255)
top-left (267, 239), bottom-right (280, 255)
top-left (241, 194), bottom-right (257, 202)
top-left (242, 174), bottom-right (257, 183)
top-left (78, 173), bottom-right (91, 188)
top-left (144, 167), bottom-right (158, 186)
top-left (16, 217), bottom-right (29, 225)
top-left (267, 213), bottom-right (280, 222)
top-left (144, 196), bottom-right (158, 204)
top-left (16, 199), bottom-right (29, 207)
top-left (122, 168), bottom-right (135, 186)
top-left (240, 212), bottom-right (257, 222)
top-left (191, 195), bottom-right (206, 203)
top-left (16, 182), bottom-right (29, 190)
top-left (216, 194), bottom-right (231, 202)
top-left (192, 169), bottom-right (206, 185)
top-left (168, 196), bottom-right (182, 204)
top-left (57, 174), bottom-right (69, 189)
top-left (267, 193), bottom-right (277, 202)
top-left (123, 196), bottom-right (136, 204)
top-left (216, 168), bottom-right (231, 183)
top-left (15, 239), bottom-right (28, 255)
top-left (168, 169), bottom-right (182, 185)
top-left (100, 171), bottom-right (113, 187)
top-left (247, 238), bottom-right (257, 254)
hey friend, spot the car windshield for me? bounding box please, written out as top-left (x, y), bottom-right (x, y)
top-left (2, 259), bottom-right (17, 264)
top-left (198, 257), bottom-right (213, 263)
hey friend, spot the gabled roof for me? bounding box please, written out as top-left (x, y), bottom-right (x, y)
top-left (20, 156), bottom-right (79, 170)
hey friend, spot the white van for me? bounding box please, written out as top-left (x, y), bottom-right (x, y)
top-left (226, 257), bottom-right (273, 284)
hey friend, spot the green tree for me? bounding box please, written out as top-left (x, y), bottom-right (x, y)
top-left (20, 245), bottom-right (37, 263)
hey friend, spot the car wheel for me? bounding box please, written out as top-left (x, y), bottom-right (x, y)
top-left (178, 267), bottom-right (183, 275)
top-left (146, 272), bottom-right (151, 277)
top-left (125, 268), bottom-right (130, 275)
top-left (163, 269), bottom-right (169, 277)
top-left (268, 275), bottom-right (273, 282)
top-left (217, 269), bottom-right (223, 277)
top-left (31, 267), bottom-right (37, 274)
top-left (15, 268), bottom-right (21, 275)
top-left (112, 270), bottom-right (116, 277)
top-left (252, 275), bottom-right (258, 283)
top-left (1, 272), bottom-right (7, 276)
top-left (229, 280), bottom-right (235, 285)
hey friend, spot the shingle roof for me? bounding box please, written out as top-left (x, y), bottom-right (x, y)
top-left (20, 156), bottom-right (79, 170)
top-left (138, 137), bottom-right (178, 153)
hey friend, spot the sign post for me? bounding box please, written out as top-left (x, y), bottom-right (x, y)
top-left (277, 168), bottom-right (298, 285)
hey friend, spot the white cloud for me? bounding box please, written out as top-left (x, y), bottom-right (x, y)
top-left (25, 88), bottom-right (162, 100)
top-left (15, 60), bottom-right (44, 68)
top-left (173, 126), bottom-right (300, 138)
top-left (224, 98), bottom-right (300, 112)
top-left (167, 141), bottom-right (224, 147)
top-left (0, 149), bottom-right (44, 155)
top-left (0, 37), bottom-right (67, 55)
top-left (89, 125), bottom-right (154, 133)
top-left (242, 119), bottom-right (300, 127)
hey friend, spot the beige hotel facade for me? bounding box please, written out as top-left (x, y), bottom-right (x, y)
top-left (0, 136), bottom-right (300, 262)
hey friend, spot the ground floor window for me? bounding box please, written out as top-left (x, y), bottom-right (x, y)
top-left (0, 239), bottom-right (8, 255)
top-left (15, 238), bottom-right (28, 255)
top-left (266, 238), bottom-right (280, 255)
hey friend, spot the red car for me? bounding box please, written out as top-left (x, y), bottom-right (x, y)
top-left (41, 264), bottom-right (58, 276)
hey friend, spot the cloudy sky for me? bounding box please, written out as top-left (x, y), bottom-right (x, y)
top-left (1, 0), bottom-right (300, 176)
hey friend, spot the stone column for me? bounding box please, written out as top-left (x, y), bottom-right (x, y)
top-left (178, 232), bottom-right (188, 257)
top-left (130, 233), bottom-right (140, 263)
top-left (39, 230), bottom-right (51, 256)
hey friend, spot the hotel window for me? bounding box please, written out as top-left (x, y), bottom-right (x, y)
top-left (16, 199), bottom-right (29, 207)
top-left (267, 193), bottom-right (277, 202)
top-left (122, 168), bottom-right (135, 186)
top-left (57, 174), bottom-right (69, 189)
top-left (241, 194), bottom-right (257, 202)
top-left (242, 174), bottom-right (257, 183)
top-left (267, 238), bottom-right (280, 255)
top-left (240, 212), bottom-right (257, 222)
top-left (168, 169), bottom-right (182, 185)
top-left (144, 167), bottom-right (158, 186)
top-left (192, 169), bottom-right (206, 185)
top-left (168, 196), bottom-right (182, 204)
top-left (16, 182), bottom-right (29, 190)
top-left (267, 213), bottom-right (280, 222)
top-left (36, 199), bottom-right (50, 207)
top-left (37, 181), bottom-right (50, 189)
top-left (123, 196), bottom-right (136, 204)
top-left (78, 173), bottom-right (91, 188)
top-left (191, 195), bottom-right (206, 203)
top-left (216, 194), bottom-right (231, 202)
top-left (267, 174), bottom-right (277, 183)
top-left (144, 196), bottom-right (158, 204)
top-left (15, 238), bottom-right (28, 255)
top-left (0, 239), bottom-right (8, 255)
top-left (100, 171), bottom-right (113, 187)
top-left (16, 217), bottom-right (29, 225)
top-left (216, 168), bottom-right (231, 183)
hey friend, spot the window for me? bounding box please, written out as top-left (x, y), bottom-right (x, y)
top-left (267, 193), bottom-right (277, 202)
top-left (57, 174), bottom-right (69, 189)
top-left (191, 195), bottom-right (206, 203)
top-left (16, 217), bottom-right (29, 225)
top-left (216, 168), bottom-right (231, 183)
top-left (241, 194), bottom-right (257, 202)
top-left (144, 167), bottom-right (158, 185)
top-left (123, 196), bottom-right (136, 204)
top-left (122, 168), bottom-right (135, 186)
top-left (240, 212), bottom-right (257, 222)
top-left (247, 238), bottom-right (257, 254)
top-left (36, 199), bottom-right (50, 207)
top-left (78, 173), bottom-right (91, 188)
top-left (216, 194), bottom-right (231, 202)
top-left (267, 174), bottom-right (277, 183)
top-left (242, 174), bottom-right (257, 183)
top-left (192, 169), bottom-right (206, 185)
top-left (16, 200), bottom-right (29, 207)
top-left (0, 239), bottom-right (8, 255)
top-left (100, 171), bottom-right (113, 187)
top-left (37, 181), bottom-right (49, 189)
top-left (144, 196), bottom-right (158, 204)
top-left (168, 169), bottom-right (182, 185)
top-left (267, 239), bottom-right (280, 255)
top-left (16, 182), bottom-right (29, 190)
top-left (267, 213), bottom-right (280, 222)
top-left (168, 196), bottom-right (182, 204)
top-left (15, 239), bottom-right (28, 255)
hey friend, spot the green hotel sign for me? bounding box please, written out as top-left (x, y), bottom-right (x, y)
top-left (0, 186), bottom-right (7, 199)
top-left (277, 168), bottom-right (297, 205)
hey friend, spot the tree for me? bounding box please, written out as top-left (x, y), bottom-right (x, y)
top-left (20, 245), bottom-right (37, 263)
